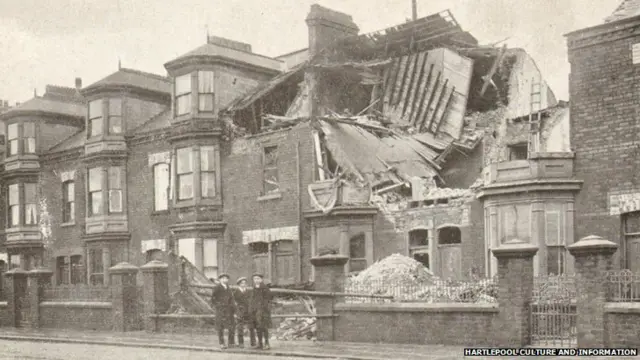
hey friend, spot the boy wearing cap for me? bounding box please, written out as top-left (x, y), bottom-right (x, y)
top-left (232, 277), bottom-right (255, 348)
top-left (211, 273), bottom-right (236, 349)
top-left (249, 273), bottom-right (272, 350)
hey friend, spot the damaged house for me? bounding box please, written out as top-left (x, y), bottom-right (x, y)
top-left (0, 4), bottom-right (576, 288)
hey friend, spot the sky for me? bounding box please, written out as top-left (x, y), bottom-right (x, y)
top-left (0, 0), bottom-right (622, 104)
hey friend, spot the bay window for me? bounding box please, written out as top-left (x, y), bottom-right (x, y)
top-left (108, 167), bottom-right (123, 213)
top-left (175, 74), bottom-right (192, 116)
top-left (108, 98), bottom-right (123, 134)
top-left (62, 181), bottom-right (75, 223)
top-left (88, 100), bottom-right (103, 137)
top-left (153, 163), bottom-right (170, 211)
top-left (88, 167), bottom-right (103, 216)
top-left (348, 233), bottom-right (367, 273)
top-left (7, 124), bottom-right (18, 156)
top-left (7, 183), bottom-right (38, 227)
top-left (176, 147), bottom-right (194, 200)
top-left (545, 204), bottom-right (566, 275)
top-left (200, 146), bottom-right (215, 198)
top-left (198, 71), bottom-right (215, 112)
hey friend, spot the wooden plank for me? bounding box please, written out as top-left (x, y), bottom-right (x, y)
top-left (395, 53), bottom-right (418, 116)
top-left (405, 52), bottom-right (428, 122)
top-left (390, 55), bottom-right (410, 109)
top-left (402, 52), bottom-right (426, 119)
top-left (410, 63), bottom-right (434, 127)
top-left (424, 79), bottom-right (449, 132)
top-left (417, 71), bottom-right (441, 132)
top-left (432, 86), bottom-right (456, 134)
top-left (383, 58), bottom-right (402, 113)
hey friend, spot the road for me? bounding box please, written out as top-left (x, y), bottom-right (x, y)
top-left (0, 340), bottom-right (336, 360)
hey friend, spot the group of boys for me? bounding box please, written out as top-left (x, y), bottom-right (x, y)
top-left (210, 273), bottom-right (272, 350)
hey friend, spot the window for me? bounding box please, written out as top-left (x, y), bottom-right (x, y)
top-left (499, 204), bottom-right (531, 243)
top-left (438, 226), bottom-right (462, 245)
top-left (89, 100), bottom-right (103, 137)
top-left (89, 248), bottom-right (104, 285)
top-left (70, 255), bottom-right (85, 284)
top-left (108, 98), bottom-right (122, 134)
top-left (108, 167), bottom-right (123, 213)
top-left (8, 184), bottom-right (19, 227)
top-left (508, 143), bottom-right (528, 160)
top-left (24, 183), bottom-right (37, 225)
top-left (62, 181), bottom-right (75, 223)
top-left (545, 207), bottom-right (566, 275)
top-left (198, 71), bottom-right (214, 112)
top-left (7, 123), bottom-right (18, 156)
top-left (409, 229), bottom-right (429, 268)
top-left (146, 249), bottom-right (164, 263)
top-left (56, 256), bottom-right (70, 285)
top-left (263, 146), bottom-right (279, 194)
top-left (176, 147), bottom-right (194, 200)
top-left (175, 74), bottom-right (192, 116)
top-left (88, 167), bottom-right (103, 216)
top-left (349, 233), bottom-right (367, 273)
top-left (153, 163), bottom-right (170, 211)
top-left (23, 123), bottom-right (36, 154)
top-left (200, 146), bottom-right (215, 198)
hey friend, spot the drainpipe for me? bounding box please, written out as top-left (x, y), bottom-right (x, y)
top-left (296, 140), bottom-right (303, 283)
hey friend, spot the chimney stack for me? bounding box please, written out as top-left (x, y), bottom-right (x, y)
top-left (75, 77), bottom-right (82, 90)
top-left (306, 5), bottom-right (359, 57)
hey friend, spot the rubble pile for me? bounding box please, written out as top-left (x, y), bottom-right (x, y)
top-left (275, 316), bottom-right (317, 341)
top-left (346, 254), bottom-right (498, 303)
top-left (421, 187), bottom-right (473, 200)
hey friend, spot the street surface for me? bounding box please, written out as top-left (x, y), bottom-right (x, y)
top-left (0, 340), bottom-right (335, 360)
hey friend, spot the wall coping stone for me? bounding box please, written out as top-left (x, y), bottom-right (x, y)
top-left (310, 255), bottom-right (349, 267)
top-left (567, 235), bottom-right (618, 257)
top-left (491, 239), bottom-right (538, 259)
top-left (140, 260), bottom-right (169, 272)
top-left (335, 302), bottom-right (499, 313)
top-left (4, 268), bottom-right (28, 276)
top-left (605, 302), bottom-right (640, 314)
top-left (108, 262), bottom-right (139, 274)
top-left (39, 301), bottom-right (112, 309)
top-left (27, 268), bottom-right (54, 276)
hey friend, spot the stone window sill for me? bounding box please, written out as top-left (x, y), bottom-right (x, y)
top-left (257, 192), bottom-right (282, 202)
top-left (151, 210), bottom-right (170, 216)
top-left (60, 222), bottom-right (76, 228)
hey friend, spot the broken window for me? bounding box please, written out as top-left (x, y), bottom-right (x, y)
top-left (349, 233), bottom-right (367, 273)
top-left (438, 226), bottom-right (462, 245)
top-left (263, 146), bottom-right (279, 194)
top-left (409, 229), bottom-right (430, 269)
top-left (508, 143), bottom-right (528, 160)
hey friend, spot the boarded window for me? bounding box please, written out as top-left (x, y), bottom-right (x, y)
top-left (153, 164), bottom-right (170, 211)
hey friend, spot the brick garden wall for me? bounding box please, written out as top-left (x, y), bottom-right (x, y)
top-left (39, 302), bottom-right (113, 331)
top-left (0, 302), bottom-right (8, 326)
top-left (568, 22), bottom-right (640, 267)
top-left (605, 305), bottom-right (640, 347)
top-left (333, 303), bottom-right (499, 345)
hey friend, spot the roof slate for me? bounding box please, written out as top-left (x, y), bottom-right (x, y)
top-left (167, 43), bottom-right (283, 72)
top-left (48, 129), bottom-right (86, 152)
top-left (133, 109), bottom-right (171, 134)
top-left (83, 68), bottom-right (171, 94)
top-left (605, 0), bottom-right (640, 23)
top-left (1, 97), bottom-right (85, 119)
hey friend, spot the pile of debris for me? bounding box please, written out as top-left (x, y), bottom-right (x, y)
top-left (345, 254), bottom-right (497, 303)
top-left (274, 296), bottom-right (317, 341)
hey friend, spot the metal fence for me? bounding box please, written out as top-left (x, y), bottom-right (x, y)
top-left (605, 269), bottom-right (640, 302)
top-left (42, 284), bottom-right (113, 302)
top-left (342, 276), bottom-right (499, 303)
top-left (530, 274), bottom-right (577, 348)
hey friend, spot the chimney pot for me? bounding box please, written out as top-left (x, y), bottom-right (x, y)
top-left (75, 77), bottom-right (82, 90)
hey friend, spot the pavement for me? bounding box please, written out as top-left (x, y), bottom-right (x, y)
top-left (0, 328), bottom-right (636, 360)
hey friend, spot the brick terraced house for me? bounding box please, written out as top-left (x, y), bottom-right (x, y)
top-left (566, 0), bottom-right (640, 273)
top-left (0, 5), bottom-right (575, 290)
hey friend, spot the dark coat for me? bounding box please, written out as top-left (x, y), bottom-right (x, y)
top-left (249, 284), bottom-right (272, 329)
top-left (232, 287), bottom-right (251, 324)
top-left (211, 284), bottom-right (235, 328)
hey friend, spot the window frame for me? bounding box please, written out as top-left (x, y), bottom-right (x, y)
top-left (437, 226), bottom-right (462, 246)
top-left (508, 142), bottom-right (529, 161)
top-left (23, 183), bottom-right (38, 226)
top-left (6, 182), bottom-right (38, 228)
top-left (7, 183), bottom-right (20, 228)
top-left (544, 206), bottom-right (566, 275)
top-left (56, 256), bottom-right (70, 285)
top-left (70, 255), bottom-right (85, 284)
top-left (62, 180), bottom-right (75, 223)
top-left (7, 123), bottom-right (19, 156)
top-left (174, 73), bottom-right (192, 116)
top-left (348, 233), bottom-right (367, 273)
top-left (88, 167), bottom-right (104, 217)
top-left (152, 163), bottom-right (170, 212)
top-left (88, 248), bottom-right (104, 286)
top-left (107, 98), bottom-right (123, 134)
top-left (88, 99), bottom-right (104, 137)
top-left (22, 122), bottom-right (36, 154)
top-left (200, 146), bottom-right (216, 199)
top-left (6, 122), bottom-right (36, 156)
top-left (197, 71), bottom-right (215, 113)
top-left (262, 145), bottom-right (279, 194)
top-left (176, 147), bottom-right (194, 200)
top-left (408, 228), bottom-right (430, 269)
top-left (107, 167), bottom-right (123, 214)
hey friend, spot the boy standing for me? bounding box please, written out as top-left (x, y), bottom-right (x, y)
top-left (249, 273), bottom-right (272, 350)
top-left (232, 277), bottom-right (255, 348)
top-left (211, 273), bottom-right (235, 349)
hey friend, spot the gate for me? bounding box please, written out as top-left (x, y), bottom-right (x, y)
top-left (529, 274), bottom-right (577, 347)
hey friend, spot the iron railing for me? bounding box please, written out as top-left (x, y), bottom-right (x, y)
top-left (605, 269), bottom-right (640, 302)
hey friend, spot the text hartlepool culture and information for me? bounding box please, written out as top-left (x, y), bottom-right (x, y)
top-left (464, 348), bottom-right (639, 357)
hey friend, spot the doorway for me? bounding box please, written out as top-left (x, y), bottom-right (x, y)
top-left (623, 211), bottom-right (640, 272)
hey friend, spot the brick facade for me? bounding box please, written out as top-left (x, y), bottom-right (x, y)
top-left (567, 16), bottom-right (640, 270)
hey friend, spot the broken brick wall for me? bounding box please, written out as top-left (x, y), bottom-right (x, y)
top-left (440, 144), bottom-right (484, 188)
top-left (567, 22), bottom-right (640, 267)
